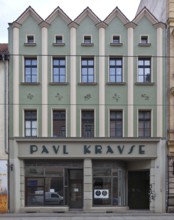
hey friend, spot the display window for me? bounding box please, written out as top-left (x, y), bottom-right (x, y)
top-left (93, 161), bottom-right (126, 206)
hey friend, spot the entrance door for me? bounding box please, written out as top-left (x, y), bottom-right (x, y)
top-left (68, 169), bottom-right (83, 209)
top-left (128, 170), bottom-right (150, 209)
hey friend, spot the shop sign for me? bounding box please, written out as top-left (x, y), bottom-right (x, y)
top-left (29, 144), bottom-right (149, 156)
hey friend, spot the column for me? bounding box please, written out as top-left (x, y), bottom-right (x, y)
top-left (70, 25), bottom-right (77, 137)
top-left (99, 26), bottom-right (105, 137)
top-left (41, 26), bottom-right (48, 137)
top-left (156, 26), bottom-right (163, 137)
top-left (127, 25), bottom-right (134, 137)
top-left (83, 159), bottom-right (92, 211)
top-left (13, 25), bottom-right (20, 137)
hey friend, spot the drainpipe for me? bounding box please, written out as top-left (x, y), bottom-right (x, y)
top-left (2, 53), bottom-right (8, 154)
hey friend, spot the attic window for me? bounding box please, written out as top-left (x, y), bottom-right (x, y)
top-left (139, 36), bottom-right (151, 47)
top-left (113, 36), bottom-right (120, 44)
top-left (24, 35), bottom-right (36, 46)
top-left (110, 35), bottom-right (122, 46)
top-left (53, 35), bottom-right (65, 46)
top-left (141, 36), bottom-right (148, 44)
top-left (27, 35), bottom-right (34, 43)
top-left (56, 36), bottom-right (63, 44)
top-left (81, 35), bottom-right (94, 46)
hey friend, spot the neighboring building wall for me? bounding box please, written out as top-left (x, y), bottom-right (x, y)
top-left (167, 0), bottom-right (174, 212)
top-left (8, 6), bottom-right (166, 213)
top-left (0, 44), bottom-right (8, 213)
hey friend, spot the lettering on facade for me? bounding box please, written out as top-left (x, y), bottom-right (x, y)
top-left (30, 144), bottom-right (146, 156)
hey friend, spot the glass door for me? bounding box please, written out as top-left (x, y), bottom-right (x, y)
top-left (68, 169), bottom-right (83, 209)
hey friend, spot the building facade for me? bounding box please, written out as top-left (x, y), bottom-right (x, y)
top-left (8, 6), bottom-right (167, 213)
top-left (0, 44), bottom-right (9, 213)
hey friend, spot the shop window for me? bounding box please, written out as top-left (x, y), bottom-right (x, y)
top-left (24, 110), bottom-right (37, 137)
top-left (93, 161), bottom-right (126, 206)
top-left (109, 57), bottom-right (123, 83)
top-left (138, 110), bottom-right (151, 137)
top-left (81, 110), bottom-right (94, 137)
top-left (138, 58), bottom-right (151, 83)
top-left (81, 57), bottom-right (94, 83)
top-left (53, 110), bottom-right (66, 137)
top-left (24, 57), bottom-right (37, 83)
top-left (52, 57), bottom-right (66, 83)
top-left (110, 110), bottom-right (123, 137)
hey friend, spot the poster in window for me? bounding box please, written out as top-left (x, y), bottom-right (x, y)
top-left (0, 160), bottom-right (8, 213)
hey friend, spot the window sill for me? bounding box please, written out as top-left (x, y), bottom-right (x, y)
top-left (49, 82), bottom-right (69, 85)
top-left (135, 82), bottom-right (154, 86)
top-left (138, 43), bottom-right (151, 47)
top-left (107, 82), bottom-right (126, 86)
top-left (110, 43), bottom-right (123, 46)
top-left (21, 82), bottom-right (40, 85)
top-left (78, 82), bottom-right (97, 86)
top-left (24, 43), bottom-right (37, 46)
top-left (52, 43), bottom-right (65, 46)
top-left (81, 43), bottom-right (94, 47)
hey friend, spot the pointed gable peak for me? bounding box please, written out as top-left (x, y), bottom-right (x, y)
top-left (133, 7), bottom-right (159, 24)
top-left (45, 6), bottom-right (72, 24)
top-left (104, 7), bottom-right (130, 24)
top-left (74, 7), bottom-right (101, 25)
top-left (12, 6), bottom-right (43, 25)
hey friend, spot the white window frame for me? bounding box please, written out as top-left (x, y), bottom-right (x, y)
top-left (80, 56), bottom-right (96, 83)
top-left (112, 35), bottom-right (121, 44)
top-left (83, 35), bottom-right (92, 44)
top-left (108, 56), bottom-right (124, 83)
top-left (137, 56), bottom-right (153, 83)
top-left (54, 35), bottom-right (64, 44)
top-left (51, 56), bottom-right (67, 83)
top-left (26, 34), bottom-right (35, 44)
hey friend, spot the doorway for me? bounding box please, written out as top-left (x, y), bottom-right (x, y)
top-left (68, 169), bottom-right (83, 209)
top-left (128, 170), bottom-right (150, 209)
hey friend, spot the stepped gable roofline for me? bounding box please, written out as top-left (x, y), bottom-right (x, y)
top-left (132, 6), bottom-right (159, 25)
top-left (74, 7), bottom-right (101, 25)
top-left (45, 6), bottom-right (72, 24)
top-left (104, 7), bottom-right (130, 25)
top-left (9, 6), bottom-right (44, 27)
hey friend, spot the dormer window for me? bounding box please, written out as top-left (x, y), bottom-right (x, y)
top-left (139, 36), bottom-right (151, 47)
top-left (27, 35), bottom-right (34, 43)
top-left (81, 35), bottom-right (93, 46)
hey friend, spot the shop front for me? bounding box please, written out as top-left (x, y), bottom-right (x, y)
top-left (9, 138), bottom-right (166, 213)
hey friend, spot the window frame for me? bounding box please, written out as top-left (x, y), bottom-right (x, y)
top-left (109, 57), bottom-right (123, 83)
top-left (81, 57), bottom-right (95, 83)
top-left (52, 109), bottom-right (66, 137)
top-left (138, 110), bottom-right (151, 137)
top-left (112, 35), bottom-right (120, 44)
top-left (24, 57), bottom-right (38, 83)
top-left (137, 57), bottom-right (151, 83)
top-left (52, 57), bottom-right (66, 83)
top-left (24, 110), bottom-right (37, 137)
top-left (81, 110), bottom-right (95, 138)
top-left (110, 110), bottom-right (123, 138)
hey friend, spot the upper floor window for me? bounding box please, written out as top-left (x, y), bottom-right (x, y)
top-left (27, 35), bottom-right (34, 43)
top-left (24, 110), bottom-right (37, 137)
top-left (53, 57), bottom-right (66, 83)
top-left (138, 58), bottom-right (151, 83)
top-left (55, 35), bottom-right (63, 44)
top-left (110, 110), bottom-right (123, 137)
top-left (113, 35), bottom-right (120, 44)
top-left (109, 57), bottom-right (123, 83)
top-left (24, 58), bottom-right (37, 83)
top-left (82, 110), bottom-right (94, 137)
top-left (81, 57), bottom-right (94, 83)
top-left (53, 110), bottom-right (66, 137)
top-left (138, 110), bottom-right (151, 137)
